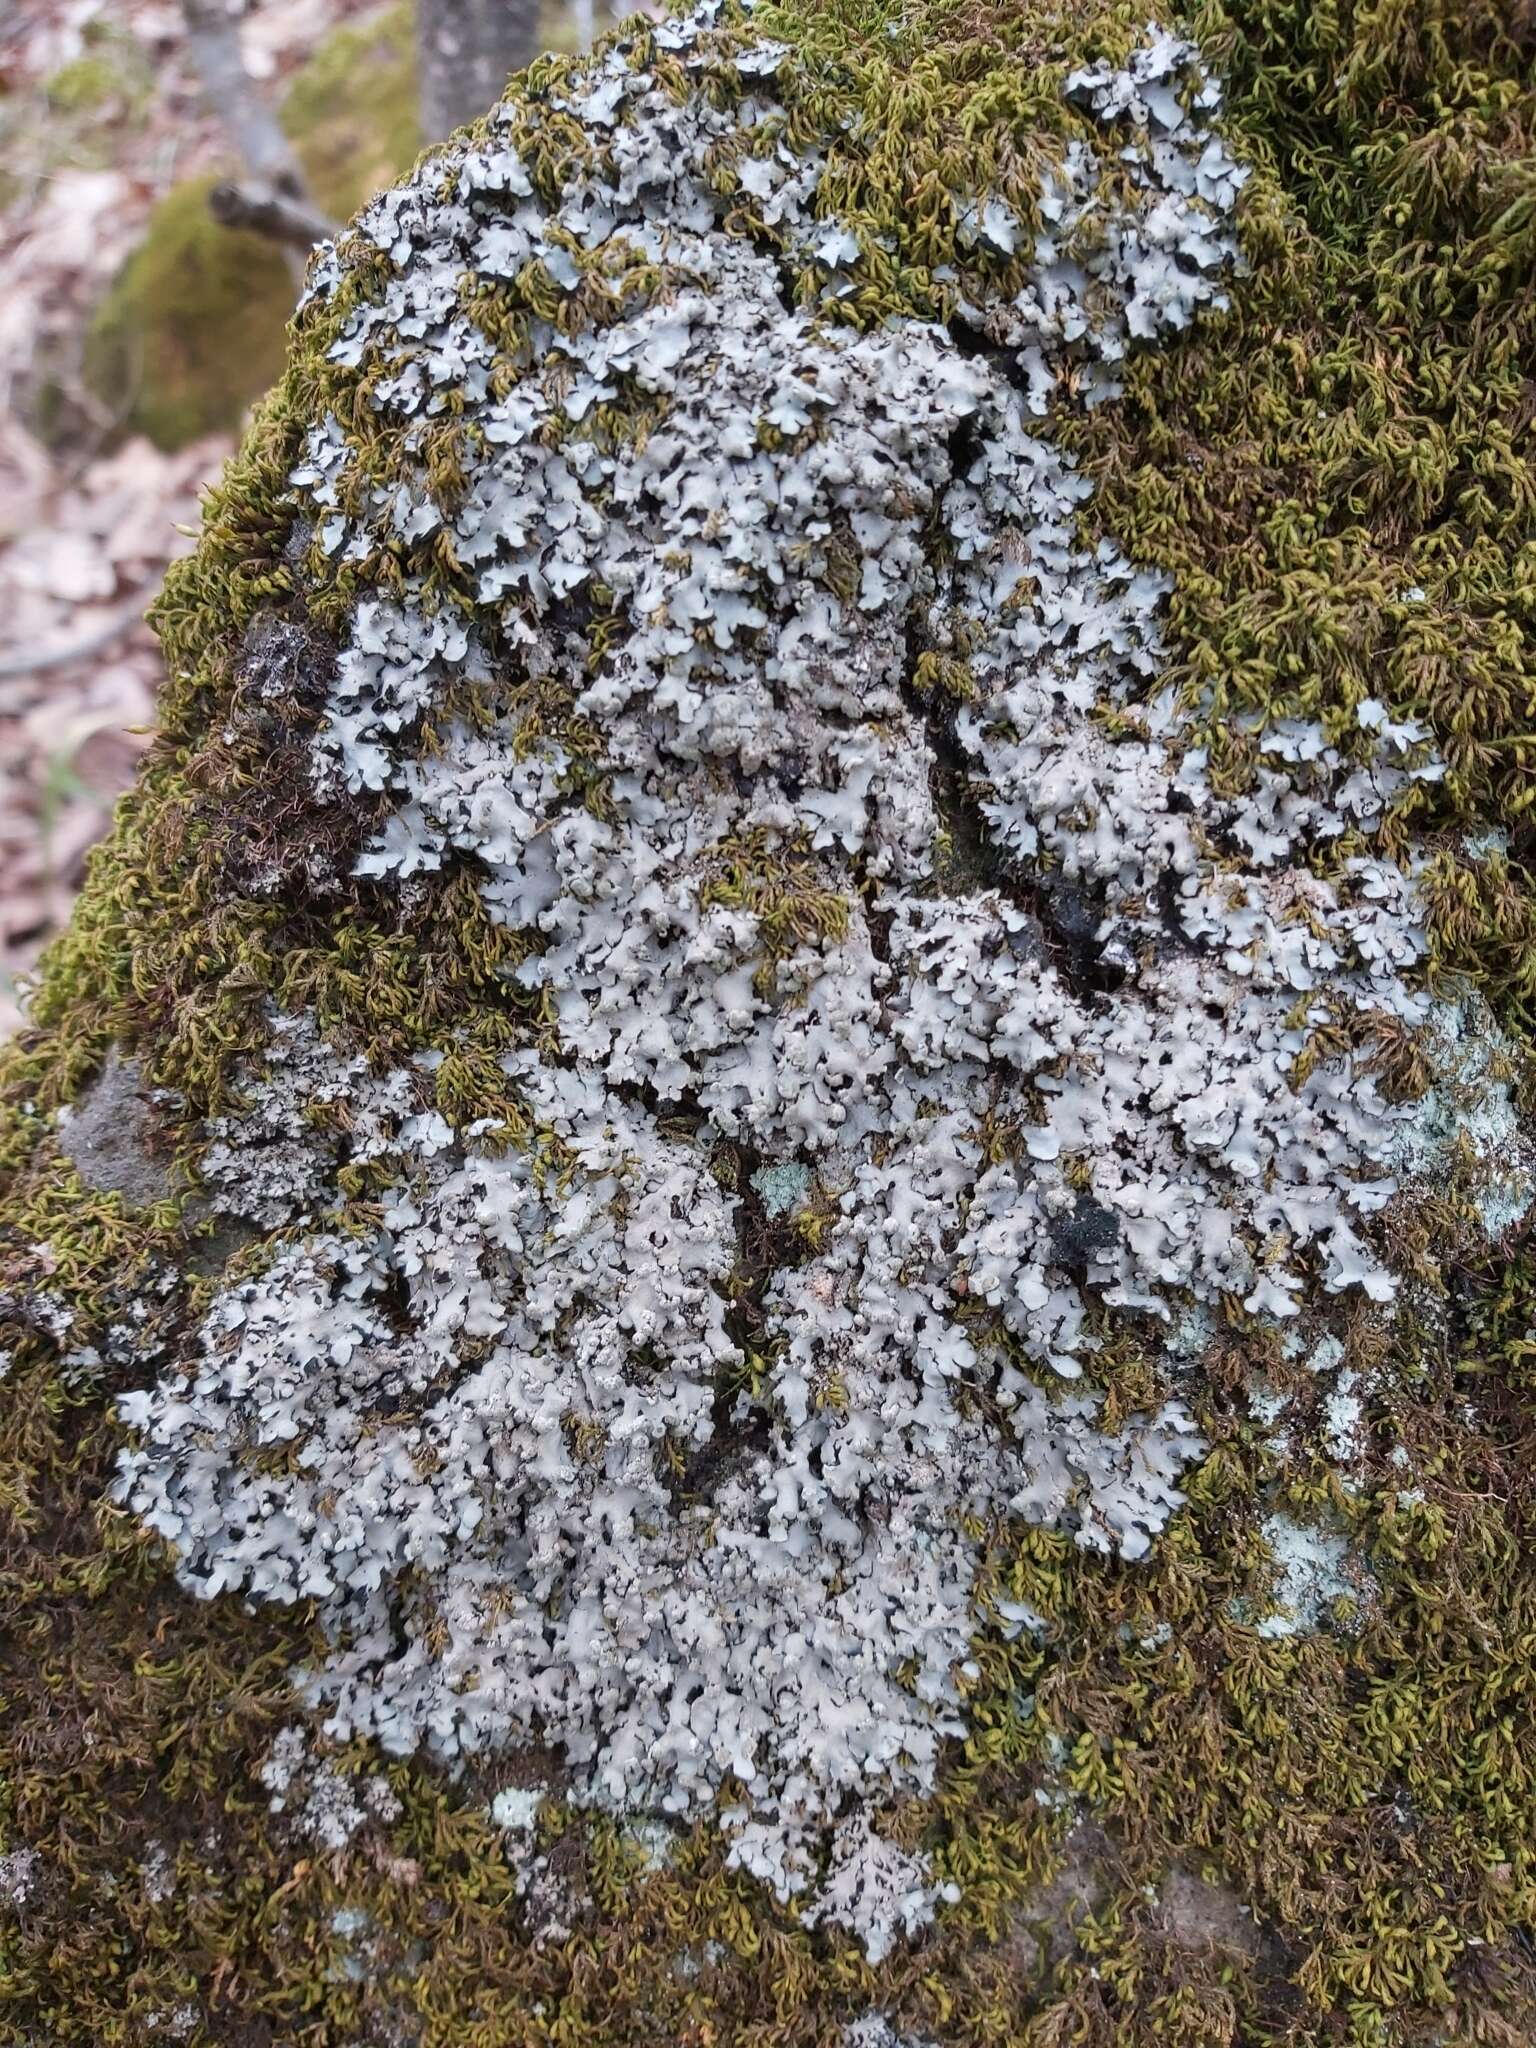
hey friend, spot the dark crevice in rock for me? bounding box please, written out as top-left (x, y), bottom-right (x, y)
top-left (214, 606), bottom-right (386, 910)
top-left (714, 1136), bottom-right (810, 1375)
top-left (673, 1133), bottom-right (815, 1511)
top-left (672, 1403), bottom-right (774, 1508)
top-left (858, 858), bottom-right (894, 966)
top-left (1047, 1190), bottom-right (1122, 1278)
top-left (899, 604), bottom-right (1129, 1003)
top-left (1038, 873), bottom-right (1130, 998)
top-left (948, 309), bottom-right (1116, 432)
top-left (948, 310), bottom-right (1050, 406)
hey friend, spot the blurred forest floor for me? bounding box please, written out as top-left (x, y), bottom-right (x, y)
top-left (0, 0), bottom-right (591, 1035)
top-left (0, 0), bottom-right (391, 1033)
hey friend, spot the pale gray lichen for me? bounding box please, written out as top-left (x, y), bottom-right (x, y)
top-left (138, 1841), bottom-right (176, 1905)
top-left (198, 1009), bottom-right (429, 1231)
top-left (258, 1724), bottom-right (401, 1852)
top-left (106, 2), bottom-right (1517, 1961)
top-left (141, 2005), bottom-right (201, 2042)
top-left (0, 1847), bottom-right (40, 1909)
top-left (624, 1817), bottom-right (682, 1873)
top-left (490, 1787), bottom-right (544, 1834)
top-left (840, 2018), bottom-right (942, 2048)
top-left (1322, 1367), bottom-right (1368, 1470)
top-left (327, 1904), bottom-right (381, 1985)
top-left (799, 1813), bottom-right (961, 1965)
top-left (947, 28), bottom-right (1250, 409)
top-left (115, 1019), bottom-right (1207, 1933)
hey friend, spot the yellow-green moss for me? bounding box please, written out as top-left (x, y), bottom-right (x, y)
top-left (45, 49), bottom-right (140, 117)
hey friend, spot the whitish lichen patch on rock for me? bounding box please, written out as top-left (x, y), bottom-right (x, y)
top-left (0, 3), bottom-right (1503, 2031)
top-left (107, 10), bottom-right (1268, 1948)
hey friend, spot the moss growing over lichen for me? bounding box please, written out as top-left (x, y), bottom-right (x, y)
top-left (9, 0), bottom-right (1536, 2043)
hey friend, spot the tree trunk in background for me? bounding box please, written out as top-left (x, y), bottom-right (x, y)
top-left (416, 0), bottom-right (544, 143)
top-left (181, 0), bottom-right (307, 196)
top-left (181, 0), bottom-right (333, 272)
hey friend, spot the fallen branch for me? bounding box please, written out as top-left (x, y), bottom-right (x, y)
top-left (181, 0), bottom-right (306, 195)
top-left (180, 0), bottom-right (329, 276)
top-left (207, 180), bottom-right (336, 253)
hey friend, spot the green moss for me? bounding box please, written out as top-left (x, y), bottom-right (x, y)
top-left (41, 17), bottom-right (154, 123)
top-left (82, 6), bottom-right (424, 454)
top-left (700, 830), bottom-right (852, 996)
top-left (11, 0), bottom-right (1536, 2041)
top-left (45, 53), bottom-right (129, 115)
top-left (81, 177), bottom-right (296, 452)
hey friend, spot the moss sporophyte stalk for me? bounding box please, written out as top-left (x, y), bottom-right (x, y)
top-left (4, 2), bottom-right (1536, 2043)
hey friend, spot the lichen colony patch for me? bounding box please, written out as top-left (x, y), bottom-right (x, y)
top-left (108, 3), bottom-right (1525, 1962)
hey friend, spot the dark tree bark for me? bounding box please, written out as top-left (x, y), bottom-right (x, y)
top-left (416, 0), bottom-right (543, 143)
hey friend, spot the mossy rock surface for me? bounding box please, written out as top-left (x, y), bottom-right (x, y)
top-left (7, 2), bottom-right (1536, 2046)
top-left (82, 176), bottom-right (296, 451)
top-left (82, 5), bottom-right (421, 453)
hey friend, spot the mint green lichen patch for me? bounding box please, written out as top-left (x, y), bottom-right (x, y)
top-left (751, 1161), bottom-right (814, 1217)
top-left (1389, 996), bottom-right (1535, 1236)
top-left (1249, 1511), bottom-right (1363, 1639)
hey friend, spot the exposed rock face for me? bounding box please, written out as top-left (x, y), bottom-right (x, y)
top-left (54, 1049), bottom-right (179, 1208)
top-left (6, 1), bottom-right (1536, 2040)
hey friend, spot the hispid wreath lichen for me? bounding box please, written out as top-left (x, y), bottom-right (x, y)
top-left (4, 1), bottom-right (1536, 2044)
